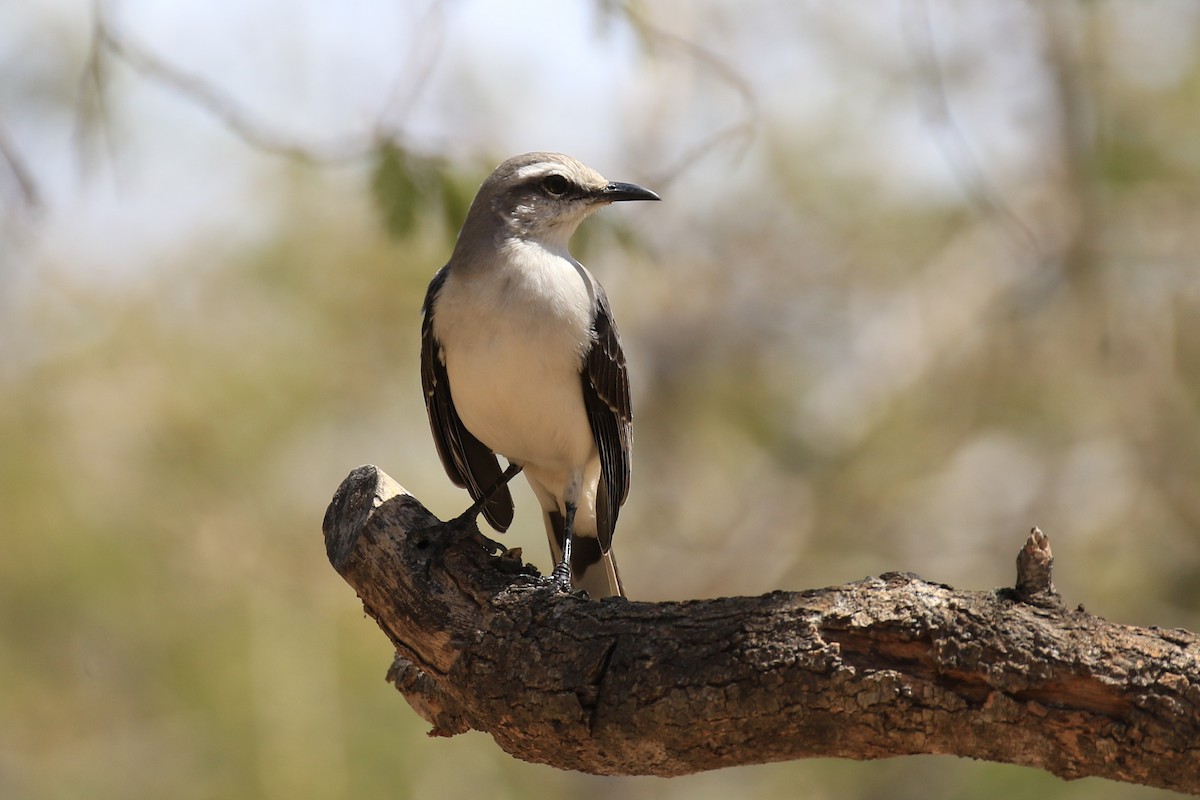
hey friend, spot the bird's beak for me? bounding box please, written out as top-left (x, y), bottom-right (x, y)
top-left (602, 181), bottom-right (661, 203)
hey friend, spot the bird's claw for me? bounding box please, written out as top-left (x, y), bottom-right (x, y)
top-left (549, 561), bottom-right (573, 593)
top-left (445, 513), bottom-right (506, 555)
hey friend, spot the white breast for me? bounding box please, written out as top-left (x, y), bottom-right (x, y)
top-left (433, 240), bottom-right (598, 473)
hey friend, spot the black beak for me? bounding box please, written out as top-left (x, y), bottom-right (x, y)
top-left (602, 181), bottom-right (661, 203)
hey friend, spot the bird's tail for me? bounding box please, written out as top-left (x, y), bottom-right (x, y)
top-left (545, 510), bottom-right (625, 599)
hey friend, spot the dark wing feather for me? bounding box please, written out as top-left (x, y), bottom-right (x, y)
top-left (420, 267), bottom-right (514, 532)
top-left (581, 285), bottom-right (632, 552)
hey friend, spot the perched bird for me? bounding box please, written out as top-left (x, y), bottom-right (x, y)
top-left (420, 152), bottom-right (659, 598)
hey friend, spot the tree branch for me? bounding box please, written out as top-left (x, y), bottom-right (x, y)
top-left (0, 116), bottom-right (40, 210)
top-left (323, 465), bottom-right (1200, 793)
top-left (901, 0), bottom-right (1042, 264)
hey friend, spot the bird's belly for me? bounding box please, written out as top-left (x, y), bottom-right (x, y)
top-left (444, 325), bottom-right (595, 473)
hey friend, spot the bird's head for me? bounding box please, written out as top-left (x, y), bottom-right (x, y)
top-left (458, 152), bottom-right (659, 255)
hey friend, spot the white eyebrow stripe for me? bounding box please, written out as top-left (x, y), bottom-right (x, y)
top-left (514, 162), bottom-right (559, 181)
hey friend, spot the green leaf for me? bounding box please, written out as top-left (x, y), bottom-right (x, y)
top-left (369, 143), bottom-right (423, 239)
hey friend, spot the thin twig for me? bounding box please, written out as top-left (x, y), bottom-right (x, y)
top-left (375, 0), bottom-right (458, 141)
top-left (74, 0), bottom-right (125, 188)
top-left (84, 0), bottom-right (406, 164)
top-left (902, 0), bottom-right (1042, 263)
top-left (0, 117), bottom-right (40, 210)
top-left (621, 5), bottom-right (759, 187)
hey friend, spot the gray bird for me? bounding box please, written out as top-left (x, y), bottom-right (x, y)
top-left (420, 152), bottom-right (659, 598)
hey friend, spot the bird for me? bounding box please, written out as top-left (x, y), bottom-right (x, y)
top-left (420, 152), bottom-right (659, 598)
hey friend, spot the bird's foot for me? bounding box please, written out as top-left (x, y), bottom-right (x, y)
top-left (445, 511), bottom-right (505, 555)
top-left (549, 560), bottom-right (574, 593)
top-left (412, 515), bottom-right (505, 582)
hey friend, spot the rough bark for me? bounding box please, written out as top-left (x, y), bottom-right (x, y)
top-left (322, 465), bottom-right (1200, 794)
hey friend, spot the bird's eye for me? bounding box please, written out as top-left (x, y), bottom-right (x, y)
top-left (541, 174), bottom-right (570, 197)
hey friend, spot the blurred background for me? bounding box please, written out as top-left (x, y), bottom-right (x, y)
top-left (2, 0), bottom-right (1197, 797)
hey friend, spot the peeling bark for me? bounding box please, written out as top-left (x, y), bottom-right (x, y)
top-left (322, 465), bottom-right (1200, 794)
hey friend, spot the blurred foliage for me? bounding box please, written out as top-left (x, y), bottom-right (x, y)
top-left (370, 143), bottom-right (472, 242)
top-left (1, 2), bottom-right (1198, 800)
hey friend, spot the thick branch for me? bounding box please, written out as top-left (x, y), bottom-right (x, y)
top-left (323, 465), bottom-right (1200, 793)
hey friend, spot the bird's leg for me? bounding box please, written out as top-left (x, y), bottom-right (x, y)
top-left (550, 500), bottom-right (576, 593)
top-left (451, 462), bottom-right (523, 528)
top-left (412, 461), bottom-right (522, 573)
top-left (549, 469), bottom-right (585, 592)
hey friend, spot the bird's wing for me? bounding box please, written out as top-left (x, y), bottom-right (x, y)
top-left (582, 284), bottom-right (633, 552)
top-left (420, 267), bottom-right (514, 532)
